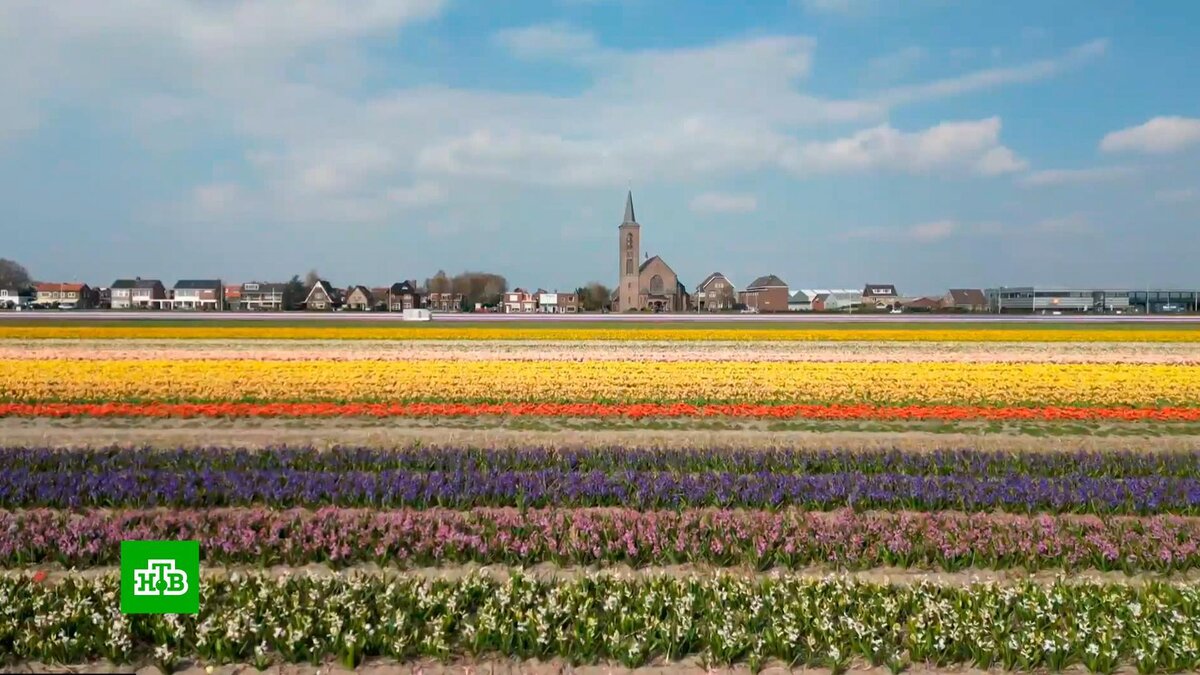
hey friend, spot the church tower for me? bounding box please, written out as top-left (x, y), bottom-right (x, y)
top-left (617, 190), bottom-right (640, 311)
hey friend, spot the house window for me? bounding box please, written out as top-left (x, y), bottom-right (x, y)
top-left (649, 275), bottom-right (664, 294)
top-left (625, 257), bottom-right (633, 276)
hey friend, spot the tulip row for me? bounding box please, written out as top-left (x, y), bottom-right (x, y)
top-left (7, 445), bottom-right (1200, 479)
top-left (7, 468), bottom-right (1200, 513)
top-left (9, 339), bottom-right (1200, 364)
top-left (4, 359), bottom-right (1198, 407)
top-left (4, 401), bottom-right (1200, 421)
top-left (7, 507), bottom-right (1200, 572)
top-left (5, 572), bottom-right (1200, 671)
top-left (3, 324), bottom-right (1197, 341)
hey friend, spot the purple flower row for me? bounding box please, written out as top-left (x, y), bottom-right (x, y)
top-left (5, 469), bottom-right (1200, 513)
top-left (5, 507), bottom-right (1200, 572)
top-left (7, 445), bottom-right (1196, 477)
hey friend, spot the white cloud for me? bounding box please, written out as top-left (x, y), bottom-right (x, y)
top-left (785, 117), bottom-right (1026, 175)
top-left (864, 46), bottom-right (926, 83)
top-left (493, 23), bottom-right (596, 60)
top-left (1100, 116), bottom-right (1200, 155)
top-left (1155, 187), bottom-right (1198, 204)
top-left (876, 39), bottom-right (1108, 106)
top-left (192, 183), bottom-right (242, 214)
top-left (1019, 165), bottom-right (1139, 187)
top-left (797, 0), bottom-right (873, 15)
top-left (845, 219), bottom-right (958, 242)
top-left (0, 4), bottom-right (1109, 236)
top-left (387, 181), bottom-right (448, 207)
top-left (1031, 213), bottom-right (1092, 235)
top-left (690, 192), bottom-right (759, 214)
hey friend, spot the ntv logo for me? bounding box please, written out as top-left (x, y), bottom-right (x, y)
top-left (121, 541), bottom-right (200, 614)
top-left (133, 559), bottom-right (189, 596)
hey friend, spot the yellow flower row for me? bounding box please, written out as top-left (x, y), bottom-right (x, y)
top-left (0, 325), bottom-right (1197, 342)
top-left (1, 359), bottom-right (1196, 406)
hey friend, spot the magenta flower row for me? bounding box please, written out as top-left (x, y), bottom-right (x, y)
top-left (5, 507), bottom-right (1200, 572)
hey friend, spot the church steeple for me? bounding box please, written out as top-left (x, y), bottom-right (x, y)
top-left (623, 190), bottom-right (636, 225)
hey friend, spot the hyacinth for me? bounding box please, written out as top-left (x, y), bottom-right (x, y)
top-left (4, 464), bottom-right (1200, 513)
top-left (3, 507), bottom-right (1199, 572)
top-left (4, 445), bottom-right (1199, 477)
top-left (5, 572), bottom-right (1200, 671)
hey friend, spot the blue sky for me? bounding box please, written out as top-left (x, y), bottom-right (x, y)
top-left (1, 0), bottom-right (1198, 295)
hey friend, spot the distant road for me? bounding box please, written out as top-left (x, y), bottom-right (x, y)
top-left (1, 311), bottom-right (1199, 324)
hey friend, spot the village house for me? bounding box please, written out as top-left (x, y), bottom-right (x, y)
top-left (943, 288), bottom-right (988, 312)
top-left (790, 289), bottom-right (863, 312)
top-left (171, 279), bottom-right (223, 310)
top-left (0, 286), bottom-right (34, 308)
top-left (369, 287), bottom-right (391, 311)
top-left (304, 280), bottom-right (342, 311)
top-left (535, 290), bottom-right (579, 313)
top-left (34, 282), bottom-right (94, 308)
top-left (503, 288), bottom-right (538, 313)
top-left (110, 278), bottom-right (166, 309)
top-left (343, 285), bottom-right (374, 311)
top-left (695, 273), bottom-right (736, 312)
top-left (426, 292), bottom-right (464, 312)
top-left (903, 296), bottom-right (944, 312)
top-left (223, 285), bottom-right (242, 311)
top-left (738, 275), bottom-right (789, 313)
top-left (388, 281), bottom-right (421, 311)
top-left (240, 282), bottom-right (286, 311)
top-left (862, 283), bottom-right (901, 309)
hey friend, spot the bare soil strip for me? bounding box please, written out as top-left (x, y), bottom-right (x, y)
top-left (6, 339), bottom-right (1200, 364)
top-left (6, 562), bottom-right (1192, 587)
top-left (2, 659), bottom-right (1078, 675)
top-left (2, 418), bottom-right (1197, 452)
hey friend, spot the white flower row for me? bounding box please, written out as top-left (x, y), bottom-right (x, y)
top-left (3, 572), bottom-right (1199, 672)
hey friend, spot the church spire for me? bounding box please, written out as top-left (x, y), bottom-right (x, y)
top-left (623, 190), bottom-right (637, 225)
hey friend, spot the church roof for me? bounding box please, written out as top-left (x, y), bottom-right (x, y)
top-left (622, 190), bottom-right (636, 225)
top-left (639, 255), bottom-right (664, 272)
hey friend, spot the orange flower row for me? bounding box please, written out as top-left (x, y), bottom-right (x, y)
top-left (1, 402), bottom-right (1198, 422)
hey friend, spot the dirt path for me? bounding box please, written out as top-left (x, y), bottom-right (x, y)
top-left (4, 657), bottom-right (1117, 675)
top-left (1, 418), bottom-right (1197, 452)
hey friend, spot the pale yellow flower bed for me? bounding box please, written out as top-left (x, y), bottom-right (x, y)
top-left (3, 339), bottom-right (1200, 364)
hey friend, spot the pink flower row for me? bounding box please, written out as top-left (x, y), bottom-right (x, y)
top-left (5, 507), bottom-right (1200, 572)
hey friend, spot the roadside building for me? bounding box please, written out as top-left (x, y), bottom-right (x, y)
top-left (304, 280), bottom-right (342, 311)
top-left (388, 281), bottom-right (421, 311)
top-left (695, 273), bottom-right (736, 312)
top-left (738, 275), bottom-right (789, 313)
top-left (986, 287), bottom-right (1200, 313)
top-left (862, 283), bottom-right (900, 310)
top-left (110, 278), bottom-right (166, 309)
top-left (34, 282), bottom-right (93, 308)
top-left (171, 280), bottom-right (223, 310)
top-left (343, 285), bottom-right (374, 311)
top-left (943, 288), bottom-right (987, 312)
top-left (240, 282), bottom-right (286, 311)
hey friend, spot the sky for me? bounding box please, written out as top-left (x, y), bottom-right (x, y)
top-left (1, 0), bottom-right (1198, 295)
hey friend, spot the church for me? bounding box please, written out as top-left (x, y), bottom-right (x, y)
top-left (613, 191), bottom-right (689, 312)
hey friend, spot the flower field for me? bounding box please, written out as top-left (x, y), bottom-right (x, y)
top-left (4, 320), bottom-right (1200, 671)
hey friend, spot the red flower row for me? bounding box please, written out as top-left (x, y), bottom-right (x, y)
top-left (1, 402), bottom-right (1198, 421)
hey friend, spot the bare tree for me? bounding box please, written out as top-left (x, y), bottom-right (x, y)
top-left (425, 270), bottom-right (452, 294)
top-left (577, 282), bottom-right (612, 311)
top-left (0, 259), bottom-right (32, 289)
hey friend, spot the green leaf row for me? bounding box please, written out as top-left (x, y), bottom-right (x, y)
top-left (4, 572), bottom-right (1200, 673)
